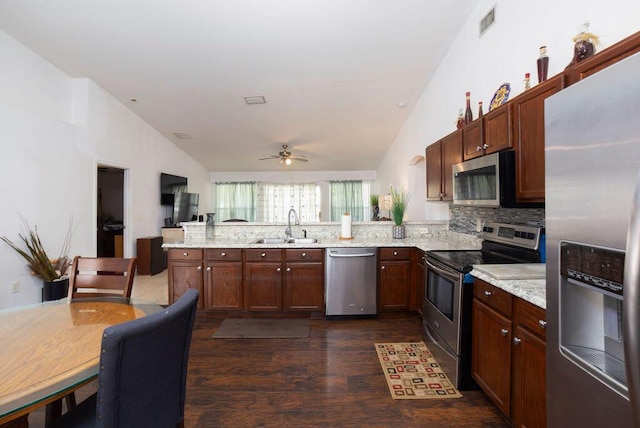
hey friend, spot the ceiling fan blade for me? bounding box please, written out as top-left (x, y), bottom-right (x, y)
top-left (289, 155), bottom-right (308, 161)
top-left (258, 155), bottom-right (280, 160)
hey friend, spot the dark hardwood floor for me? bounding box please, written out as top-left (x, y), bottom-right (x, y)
top-left (28, 314), bottom-right (509, 427)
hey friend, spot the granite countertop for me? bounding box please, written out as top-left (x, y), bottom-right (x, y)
top-left (161, 236), bottom-right (482, 252)
top-left (470, 264), bottom-right (546, 310)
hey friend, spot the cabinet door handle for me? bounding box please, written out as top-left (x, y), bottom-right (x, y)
top-left (286, 267), bottom-right (291, 272)
top-left (183, 252), bottom-right (189, 257)
top-left (439, 192), bottom-right (444, 198)
top-left (476, 146), bottom-right (482, 152)
top-left (513, 337), bottom-right (522, 345)
top-left (206, 266), bottom-right (211, 272)
top-left (538, 320), bottom-right (547, 329)
top-left (261, 252), bottom-right (266, 257)
top-left (482, 143), bottom-right (489, 149)
top-left (484, 290), bottom-right (492, 297)
top-left (500, 328), bottom-right (509, 336)
top-left (276, 267), bottom-right (281, 272)
top-left (220, 252), bottom-right (226, 257)
top-left (197, 266), bottom-right (202, 271)
top-left (381, 265), bottom-right (386, 270)
top-left (301, 252), bottom-right (306, 257)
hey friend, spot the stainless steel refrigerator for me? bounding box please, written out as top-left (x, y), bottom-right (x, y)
top-left (546, 52), bottom-right (640, 427)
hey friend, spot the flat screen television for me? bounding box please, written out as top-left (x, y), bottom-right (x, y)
top-left (173, 192), bottom-right (199, 225)
top-left (160, 173), bottom-right (188, 206)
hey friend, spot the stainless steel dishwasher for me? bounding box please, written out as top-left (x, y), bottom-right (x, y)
top-left (325, 247), bottom-right (377, 317)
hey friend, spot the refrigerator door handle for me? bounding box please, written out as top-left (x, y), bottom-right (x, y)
top-left (624, 171), bottom-right (640, 427)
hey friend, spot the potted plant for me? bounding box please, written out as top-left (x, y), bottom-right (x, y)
top-left (390, 186), bottom-right (408, 239)
top-left (2, 215), bottom-right (74, 300)
top-left (370, 194), bottom-right (380, 220)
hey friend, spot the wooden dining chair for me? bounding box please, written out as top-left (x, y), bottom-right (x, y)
top-left (57, 256), bottom-right (137, 415)
top-left (50, 289), bottom-right (199, 428)
top-left (68, 256), bottom-right (138, 299)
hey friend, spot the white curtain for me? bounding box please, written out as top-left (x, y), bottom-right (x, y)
top-left (256, 183), bottom-right (320, 222)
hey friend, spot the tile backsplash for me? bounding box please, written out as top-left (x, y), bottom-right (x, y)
top-left (449, 205), bottom-right (545, 235)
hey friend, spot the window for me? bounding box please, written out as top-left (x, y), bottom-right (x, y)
top-left (215, 182), bottom-right (257, 222)
top-left (215, 182), bottom-right (320, 222)
top-left (257, 183), bottom-right (320, 222)
top-left (330, 181), bottom-right (370, 221)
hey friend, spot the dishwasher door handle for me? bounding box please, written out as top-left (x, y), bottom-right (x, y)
top-left (328, 252), bottom-right (376, 258)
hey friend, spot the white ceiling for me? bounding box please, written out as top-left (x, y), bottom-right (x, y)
top-left (0, 0), bottom-right (477, 172)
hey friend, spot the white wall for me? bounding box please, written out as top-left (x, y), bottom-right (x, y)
top-left (377, 0), bottom-right (640, 222)
top-left (0, 30), bottom-right (212, 308)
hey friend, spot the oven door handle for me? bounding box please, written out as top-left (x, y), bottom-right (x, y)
top-left (425, 258), bottom-right (461, 281)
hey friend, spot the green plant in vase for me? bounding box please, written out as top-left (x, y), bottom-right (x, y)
top-left (370, 194), bottom-right (380, 220)
top-left (390, 186), bottom-right (408, 238)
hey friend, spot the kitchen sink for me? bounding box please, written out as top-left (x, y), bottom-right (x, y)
top-left (287, 238), bottom-right (318, 244)
top-left (252, 238), bottom-right (318, 244)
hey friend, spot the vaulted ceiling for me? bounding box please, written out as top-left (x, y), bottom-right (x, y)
top-left (0, 0), bottom-right (477, 171)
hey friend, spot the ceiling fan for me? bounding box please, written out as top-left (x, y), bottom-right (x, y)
top-left (259, 144), bottom-right (308, 165)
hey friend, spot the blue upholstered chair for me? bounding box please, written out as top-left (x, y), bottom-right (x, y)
top-left (51, 289), bottom-right (199, 428)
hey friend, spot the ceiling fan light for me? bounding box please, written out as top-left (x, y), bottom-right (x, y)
top-left (285, 158), bottom-right (292, 165)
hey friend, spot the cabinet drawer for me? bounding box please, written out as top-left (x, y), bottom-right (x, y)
top-left (245, 248), bottom-right (282, 262)
top-left (379, 247), bottom-right (411, 261)
top-left (168, 248), bottom-right (203, 261)
top-left (474, 280), bottom-right (512, 317)
top-left (206, 248), bottom-right (242, 261)
top-left (514, 297), bottom-right (546, 340)
top-left (286, 248), bottom-right (323, 262)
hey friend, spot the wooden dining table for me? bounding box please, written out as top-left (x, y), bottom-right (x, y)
top-left (0, 297), bottom-right (163, 427)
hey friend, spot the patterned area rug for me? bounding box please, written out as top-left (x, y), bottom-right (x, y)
top-left (375, 342), bottom-right (463, 399)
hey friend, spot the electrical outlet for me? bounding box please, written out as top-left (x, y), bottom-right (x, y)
top-left (476, 219), bottom-right (483, 232)
top-left (11, 282), bottom-right (19, 293)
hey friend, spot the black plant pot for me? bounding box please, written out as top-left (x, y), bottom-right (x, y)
top-left (42, 278), bottom-right (69, 301)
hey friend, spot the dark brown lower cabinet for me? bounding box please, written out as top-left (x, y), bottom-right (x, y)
top-left (244, 249), bottom-right (283, 311)
top-left (167, 249), bottom-right (204, 310)
top-left (283, 249), bottom-right (324, 311)
top-left (472, 298), bottom-right (512, 417)
top-left (511, 298), bottom-right (547, 428)
top-left (205, 249), bottom-right (243, 311)
top-left (472, 279), bottom-right (547, 427)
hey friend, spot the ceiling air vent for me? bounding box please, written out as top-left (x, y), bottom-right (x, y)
top-left (480, 7), bottom-right (495, 37)
top-left (173, 132), bottom-right (192, 139)
top-left (244, 96), bottom-right (266, 105)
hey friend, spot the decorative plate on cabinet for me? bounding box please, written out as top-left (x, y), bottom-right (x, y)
top-left (489, 83), bottom-right (511, 111)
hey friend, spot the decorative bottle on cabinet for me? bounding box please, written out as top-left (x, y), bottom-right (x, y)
top-left (524, 73), bottom-right (531, 90)
top-left (464, 92), bottom-right (473, 125)
top-left (478, 101), bottom-right (483, 118)
top-left (537, 46), bottom-right (549, 83)
top-left (456, 109), bottom-right (464, 129)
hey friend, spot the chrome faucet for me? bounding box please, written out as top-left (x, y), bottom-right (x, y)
top-left (285, 208), bottom-right (299, 239)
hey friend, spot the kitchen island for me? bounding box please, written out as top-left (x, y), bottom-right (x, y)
top-left (163, 222), bottom-right (547, 314)
top-left (163, 222), bottom-right (483, 315)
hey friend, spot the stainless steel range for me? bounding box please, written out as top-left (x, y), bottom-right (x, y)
top-left (422, 222), bottom-right (544, 390)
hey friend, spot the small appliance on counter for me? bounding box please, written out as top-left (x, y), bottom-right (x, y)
top-left (422, 222), bottom-right (544, 390)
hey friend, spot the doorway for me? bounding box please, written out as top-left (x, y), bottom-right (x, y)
top-left (97, 165), bottom-right (126, 257)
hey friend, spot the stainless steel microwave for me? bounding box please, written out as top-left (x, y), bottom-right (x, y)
top-left (452, 151), bottom-right (543, 208)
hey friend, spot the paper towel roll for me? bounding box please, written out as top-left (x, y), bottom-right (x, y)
top-left (341, 212), bottom-right (352, 238)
